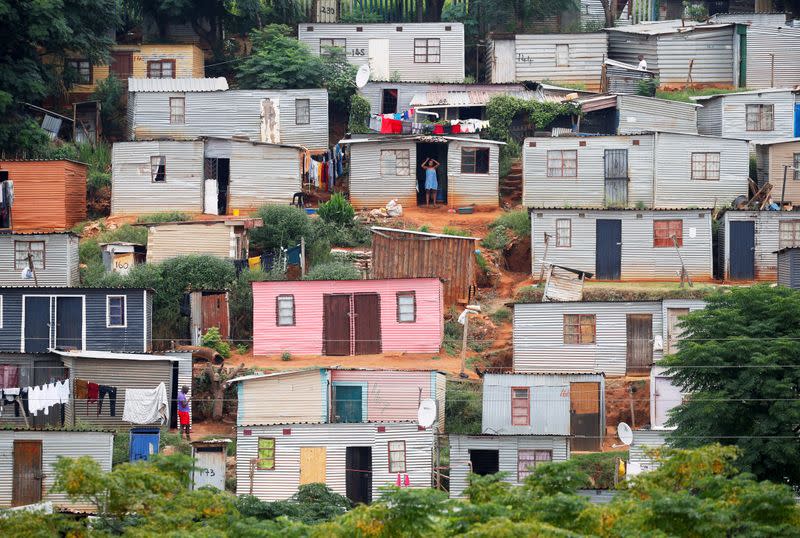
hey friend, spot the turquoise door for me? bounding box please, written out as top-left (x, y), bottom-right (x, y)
top-left (335, 386), bottom-right (363, 423)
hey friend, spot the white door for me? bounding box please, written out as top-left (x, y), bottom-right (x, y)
top-left (192, 446), bottom-right (226, 490)
top-left (260, 98), bottom-right (280, 143)
top-left (653, 376), bottom-right (682, 429)
top-left (492, 40), bottom-right (516, 83)
top-left (368, 39), bottom-right (390, 80)
top-left (204, 179), bottom-right (219, 215)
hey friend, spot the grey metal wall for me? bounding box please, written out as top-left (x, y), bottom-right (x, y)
top-left (616, 95), bottom-right (698, 135)
top-left (236, 422), bottom-right (434, 501)
top-left (530, 209), bottom-right (714, 280)
top-left (298, 23), bottom-right (465, 83)
top-left (486, 38), bottom-right (516, 83)
top-left (0, 234), bottom-right (79, 286)
top-left (145, 222), bottom-right (234, 263)
top-left (655, 28), bottom-right (736, 85)
top-left (129, 89), bottom-right (329, 149)
top-left (722, 210), bottom-right (800, 280)
top-left (696, 97), bottom-right (723, 136)
top-left (607, 32), bottom-right (660, 72)
top-left (0, 430), bottom-right (113, 510)
top-left (745, 27), bottom-right (800, 89)
top-left (711, 13), bottom-right (787, 26)
top-left (446, 140), bottom-right (500, 206)
top-left (228, 142), bottom-right (301, 208)
top-left (481, 373), bottom-right (605, 435)
top-left (629, 429), bottom-right (668, 473)
top-left (777, 249), bottom-right (800, 288)
top-left (359, 82), bottom-right (431, 115)
top-left (704, 91), bottom-right (797, 141)
top-left (513, 301), bottom-right (663, 376)
top-left (448, 435), bottom-right (570, 498)
top-left (511, 33), bottom-right (607, 90)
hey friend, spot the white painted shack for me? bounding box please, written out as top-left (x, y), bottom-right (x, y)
top-left (754, 138), bottom-right (800, 203)
top-left (111, 138), bottom-right (302, 216)
top-left (0, 430), bottom-right (113, 510)
top-left (0, 232), bottom-right (79, 286)
top-left (343, 135), bottom-right (503, 208)
top-left (628, 428), bottom-right (669, 476)
top-left (693, 88), bottom-right (798, 141)
top-left (530, 208), bottom-right (714, 281)
top-left (720, 209), bottom-right (800, 280)
top-left (127, 78), bottom-right (329, 149)
top-left (448, 435), bottom-right (570, 498)
top-left (606, 21), bottom-right (741, 86)
top-left (486, 33), bottom-right (608, 91)
top-left (522, 133), bottom-right (748, 209)
top-left (650, 366), bottom-right (684, 429)
top-left (298, 23), bottom-right (465, 83)
top-left (143, 217), bottom-right (261, 263)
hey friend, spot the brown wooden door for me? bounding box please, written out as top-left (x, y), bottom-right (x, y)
top-left (666, 308), bottom-right (690, 354)
top-left (626, 314), bottom-right (653, 375)
top-left (201, 293), bottom-right (230, 339)
top-left (323, 295), bottom-right (351, 356)
top-left (569, 382), bottom-right (601, 452)
top-left (13, 440), bottom-right (43, 506)
top-left (110, 52), bottom-right (133, 79)
top-left (353, 294), bottom-right (381, 355)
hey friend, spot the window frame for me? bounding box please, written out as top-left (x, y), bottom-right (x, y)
top-left (380, 149), bottom-right (410, 176)
top-left (563, 314), bottom-right (596, 345)
top-left (511, 386), bottom-right (530, 426)
top-left (517, 449), bottom-right (552, 481)
top-left (653, 219), bottom-right (683, 248)
top-left (146, 59), bottom-right (176, 79)
top-left (414, 38), bottom-right (441, 64)
top-left (320, 38), bottom-right (346, 55)
top-left (396, 291), bottom-right (416, 323)
top-left (779, 220), bottom-right (800, 249)
top-left (555, 219), bottom-right (571, 247)
top-left (67, 59), bottom-right (92, 84)
top-left (295, 98), bottom-right (311, 125)
top-left (461, 147), bottom-right (490, 174)
top-left (14, 241), bottom-right (46, 270)
top-left (381, 88), bottom-right (399, 114)
top-left (388, 440), bottom-right (407, 473)
top-left (690, 152), bottom-right (720, 181)
top-left (745, 104), bottom-right (774, 131)
top-left (546, 150), bottom-right (578, 178)
top-left (794, 153), bottom-right (800, 181)
top-left (169, 96), bottom-right (185, 125)
top-left (150, 156), bottom-right (166, 183)
top-left (257, 437), bottom-right (276, 470)
top-left (555, 44), bottom-right (570, 67)
top-left (276, 295), bottom-right (295, 326)
top-left (106, 295), bottom-right (127, 328)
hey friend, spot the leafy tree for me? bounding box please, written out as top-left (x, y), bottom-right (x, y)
top-left (92, 75), bottom-right (126, 139)
top-left (348, 94), bottom-right (372, 134)
top-left (469, 0), bottom-right (579, 33)
top-left (250, 204), bottom-right (313, 251)
top-left (303, 261), bottom-right (361, 280)
top-left (660, 285), bottom-right (800, 486)
top-left (236, 24), bottom-right (325, 89)
top-left (134, 0), bottom-right (228, 56)
top-left (320, 48), bottom-right (358, 108)
top-left (318, 193), bottom-right (356, 227)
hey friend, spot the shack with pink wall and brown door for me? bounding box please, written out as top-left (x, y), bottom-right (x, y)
top-left (252, 278), bottom-right (443, 356)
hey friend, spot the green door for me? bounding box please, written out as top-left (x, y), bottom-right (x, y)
top-left (335, 386), bottom-right (363, 423)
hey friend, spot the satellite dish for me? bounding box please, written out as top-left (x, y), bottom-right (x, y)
top-left (355, 64), bottom-right (371, 88)
top-left (617, 422), bottom-right (633, 446)
top-left (417, 398), bottom-right (437, 428)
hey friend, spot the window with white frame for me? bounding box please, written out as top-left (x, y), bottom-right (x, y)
top-left (517, 449), bottom-right (552, 480)
top-left (779, 220), bottom-right (800, 248)
top-left (388, 440), bottom-right (407, 473)
top-left (169, 97), bottom-right (185, 124)
top-left (746, 104), bottom-right (774, 131)
top-left (380, 149), bottom-right (410, 176)
top-left (555, 44), bottom-right (569, 67)
top-left (14, 241), bottom-right (45, 270)
top-left (276, 295), bottom-right (295, 326)
top-left (150, 156), bottom-right (166, 182)
top-left (547, 150), bottom-right (577, 177)
top-left (414, 38), bottom-right (440, 63)
top-left (690, 152), bottom-right (720, 180)
top-left (320, 38), bottom-right (346, 55)
top-left (107, 296), bottom-right (127, 327)
top-left (396, 292), bottom-right (415, 322)
top-left (295, 99), bottom-right (310, 125)
top-left (147, 59), bottom-right (175, 79)
top-left (556, 219), bottom-right (571, 247)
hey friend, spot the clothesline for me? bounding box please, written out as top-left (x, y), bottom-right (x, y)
top-left (303, 144), bottom-right (345, 192)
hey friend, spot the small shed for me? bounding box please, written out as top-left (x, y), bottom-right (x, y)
top-left (602, 58), bottom-right (658, 95)
top-left (0, 429), bottom-right (113, 509)
top-left (100, 242), bottom-right (146, 275)
top-left (188, 290), bottom-right (230, 345)
top-left (251, 278), bottom-right (443, 356)
top-left (628, 428), bottom-right (669, 476)
top-left (720, 210), bottom-right (800, 280)
top-left (776, 247), bottom-right (800, 289)
top-left (0, 160), bottom-right (87, 232)
top-left (371, 227), bottom-right (478, 305)
top-left (754, 138), bottom-right (800, 203)
top-left (142, 218), bottom-right (261, 264)
top-left (343, 135), bottom-right (503, 209)
top-left (0, 232), bottom-right (79, 286)
top-left (191, 439), bottom-right (231, 490)
top-left (693, 89), bottom-right (798, 141)
top-left (541, 263), bottom-right (591, 302)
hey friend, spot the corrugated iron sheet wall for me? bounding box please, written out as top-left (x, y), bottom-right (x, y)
top-left (513, 33), bottom-right (607, 90)
top-left (777, 249), bottom-right (800, 289)
top-left (349, 141), bottom-right (418, 208)
top-left (718, 91), bottom-right (796, 141)
top-left (0, 234), bottom-right (79, 286)
top-left (629, 429), bottom-right (667, 470)
top-left (240, 370), bottom-right (325, 426)
top-left (608, 32), bottom-right (660, 72)
top-left (764, 142), bottom-right (800, 204)
top-left (655, 28), bottom-right (736, 85)
top-left (745, 27), bottom-right (800, 89)
top-left (146, 223), bottom-right (232, 263)
top-left (616, 95), bottom-right (698, 135)
top-left (446, 140), bottom-right (500, 207)
top-left (228, 143), bottom-right (301, 209)
top-left (723, 210), bottom-right (798, 280)
top-left (359, 82), bottom-right (431, 115)
top-left (696, 97), bottom-right (723, 136)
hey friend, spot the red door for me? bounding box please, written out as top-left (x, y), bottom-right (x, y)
top-left (13, 440), bottom-right (43, 506)
top-left (323, 295), bottom-right (351, 356)
top-left (202, 292), bottom-right (230, 339)
top-left (110, 52), bottom-right (133, 79)
top-left (353, 294), bottom-right (381, 355)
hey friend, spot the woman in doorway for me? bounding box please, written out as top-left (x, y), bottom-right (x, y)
top-left (422, 158), bottom-right (440, 208)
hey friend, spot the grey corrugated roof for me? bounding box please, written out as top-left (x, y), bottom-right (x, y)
top-left (690, 88), bottom-right (798, 101)
top-left (606, 20), bottom-right (734, 35)
top-left (410, 89), bottom-right (561, 108)
top-left (128, 77), bottom-right (229, 93)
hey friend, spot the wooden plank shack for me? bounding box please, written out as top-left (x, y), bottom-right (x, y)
top-left (370, 227), bottom-right (477, 305)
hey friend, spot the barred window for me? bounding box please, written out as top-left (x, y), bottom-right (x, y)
top-left (257, 438), bottom-right (275, 470)
top-left (794, 153), bottom-right (800, 181)
top-left (67, 60), bottom-right (92, 83)
top-left (169, 97), bottom-right (185, 124)
top-left (654, 220), bottom-right (683, 248)
top-left (746, 104), bottom-right (774, 131)
top-left (397, 292), bottom-right (415, 322)
top-left (414, 38), bottom-right (440, 63)
top-left (511, 387), bottom-right (530, 426)
top-left (547, 150), bottom-right (577, 177)
top-left (150, 156), bottom-right (166, 182)
top-left (295, 99), bottom-right (310, 125)
top-left (556, 219), bottom-right (571, 247)
top-left (14, 241), bottom-right (45, 270)
top-left (563, 314), bottom-right (595, 344)
top-left (779, 220), bottom-right (800, 248)
top-left (690, 152), bottom-right (720, 180)
top-left (380, 150), bottom-right (410, 176)
top-left (461, 148), bottom-right (490, 174)
top-left (147, 60), bottom-right (175, 79)
top-left (388, 441), bottom-right (407, 473)
top-left (276, 295), bottom-right (295, 326)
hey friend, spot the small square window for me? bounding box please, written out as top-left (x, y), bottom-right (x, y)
top-left (563, 314), bottom-right (595, 344)
top-left (779, 220), bottom-right (800, 248)
top-left (147, 60), bottom-right (176, 79)
top-left (547, 150), bottom-right (577, 177)
top-left (257, 437), bottom-right (275, 470)
top-left (388, 440), bottom-right (407, 473)
top-left (380, 150), bottom-right (410, 176)
top-left (295, 99), bottom-right (311, 125)
top-left (461, 148), bottom-right (490, 174)
top-left (556, 219), bottom-right (571, 247)
top-left (14, 241), bottom-right (45, 270)
top-left (654, 220), bottom-right (683, 248)
top-left (107, 296), bottom-right (126, 328)
top-left (690, 152), bottom-right (720, 181)
top-left (150, 156), bottom-right (166, 182)
top-left (518, 449), bottom-right (552, 481)
top-left (746, 104), bottom-right (774, 131)
top-left (397, 292), bottom-right (415, 323)
top-left (169, 97), bottom-right (185, 125)
top-left (414, 38), bottom-right (440, 63)
top-left (67, 59), bottom-right (92, 84)
top-left (276, 295), bottom-right (295, 326)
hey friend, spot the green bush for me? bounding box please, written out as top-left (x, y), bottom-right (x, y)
top-left (490, 307), bottom-right (512, 324)
top-left (98, 224), bottom-right (148, 245)
top-left (443, 317), bottom-right (463, 355)
top-left (251, 204), bottom-right (312, 251)
top-left (314, 219), bottom-right (371, 248)
top-left (567, 451), bottom-right (627, 489)
top-left (348, 94), bottom-right (371, 134)
top-left (135, 212), bottom-right (190, 224)
top-left (235, 484), bottom-right (350, 524)
top-left (490, 210), bottom-right (530, 237)
top-left (318, 193), bottom-right (356, 226)
top-left (442, 226), bottom-right (471, 237)
top-left (475, 251), bottom-right (489, 274)
top-left (303, 261), bottom-right (361, 281)
top-left (201, 327), bottom-right (232, 359)
top-left (636, 77), bottom-right (658, 97)
top-left (446, 381), bottom-right (482, 434)
top-left (482, 226), bottom-right (510, 250)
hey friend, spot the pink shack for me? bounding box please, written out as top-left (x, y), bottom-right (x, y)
top-left (253, 278), bottom-right (443, 356)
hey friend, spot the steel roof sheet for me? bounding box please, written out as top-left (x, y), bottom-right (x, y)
top-left (128, 77), bottom-right (229, 93)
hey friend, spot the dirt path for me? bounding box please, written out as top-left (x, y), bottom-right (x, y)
top-left (395, 205), bottom-right (505, 237)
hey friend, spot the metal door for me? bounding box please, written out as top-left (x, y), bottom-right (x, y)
top-left (729, 221), bottom-right (755, 280)
top-left (12, 440), bottom-right (43, 506)
top-left (626, 314), bottom-right (653, 374)
top-left (55, 297), bottom-right (82, 350)
top-left (110, 52), bottom-right (133, 79)
top-left (192, 446), bottom-right (226, 490)
top-left (335, 385), bottom-right (363, 423)
top-left (323, 295), bottom-right (351, 356)
top-left (201, 292), bottom-right (230, 339)
top-left (595, 219), bottom-right (622, 280)
top-left (569, 382), bottom-right (601, 451)
top-left (666, 308), bottom-right (690, 354)
top-left (604, 149), bottom-right (628, 206)
top-left (368, 39), bottom-right (390, 80)
top-left (24, 296), bottom-right (51, 353)
top-left (300, 447), bottom-right (327, 484)
top-left (795, 104), bottom-right (800, 137)
top-left (353, 294), bottom-right (381, 355)
top-left (130, 428), bottom-right (160, 462)
top-left (345, 447), bottom-right (372, 504)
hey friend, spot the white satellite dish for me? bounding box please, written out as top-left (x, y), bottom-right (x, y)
top-left (617, 422), bottom-right (633, 446)
top-left (355, 64), bottom-right (371, 88)
top-left (417, 398), bottom-right (437, 428)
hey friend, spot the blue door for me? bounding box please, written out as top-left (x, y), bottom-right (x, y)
top-left (795, 104), bottom-right (800, 137)
top-left (24, 297), bottom-right (51, 353)
top-left (596, 219), bottom-right (622, 280)
top-left (130, 428), bottom-right (160, 462)
top-left (335, 386), bottom-right (363, 423)
top-left (729, 221), bottom-right (755, 280)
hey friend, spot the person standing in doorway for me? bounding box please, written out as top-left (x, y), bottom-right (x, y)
top-left (422, 158), bottom-right (440, 208)
top-left (178, 385), bottom-right (191, 440)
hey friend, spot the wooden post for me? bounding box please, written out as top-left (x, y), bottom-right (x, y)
top-left (628, 385), bottom-right (636, 429)
top-left (300, 236), bottom-right (306, 276)
top-left (538, 234), bottom-right (551, 283)
top-left (27, 253), bottom-right (38, 287)
top-left (459, 312), bottom-right (470, 379)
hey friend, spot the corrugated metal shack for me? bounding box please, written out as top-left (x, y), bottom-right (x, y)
top-left (777, 247), bottom-right (800, 288)
top-left (628, 428), bottom-right (669, 475)
top-left (0, 160), bottom-right (87, 233)
top-left (693, 88), bottom-right (798, 141)
top-left (720, 210), bottom-right (800, 280)
top-left (343, 135), bottom-right (503, 208)
top-left (0, 429), bottom-right (113, 509)
top-left (754, 138), bottom-right (800, 203)
top-left (614, 95), bottom-right (699, 135)
top-left (530, 208), bottom-right (714, 281)
top-left (297, 23), bottom-right (465, 83)
top-left (371, 227), bottom-right (478, 305)
top-left (602, 59), bottom-right (658, 95)
top-left (448, 434), bottom-right (570, 497)
top-left (127, 79), bottom-right (329, 149)
top-left (143, 217), bottom-right (261, 263)
top-left (522, 133), bottom-right (748, 209)
top-left (0, 233), bottom-right (79, 286)
top-left (486, 33), bottom-right (608, 90)
top-left (252, 278), bottom-right (443, 356)
top-left (606, 21), bottom-right (741, 87)
top-left (111, 138), bottom-right (302, 215)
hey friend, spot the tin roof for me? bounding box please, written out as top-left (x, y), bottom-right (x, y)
top-left (229, 366), bottom-right (448, 384)
top-left (751, 137), bottom-right (800, 146)
top-left (50, 349), bottom-right (182, 362)
top-left (606, 20), bottom-right (734, 35)
top-left (410, 89), bottom-right (561, 108)
top-left (137, 217), bottom-right (263, 228)
top-left (340, 135), bottom-right (506, 146)
top-left (128, 77), bottom-right (229, 93)
top-left (0, 158), bottom-right (88, 166)
top-left (527, 206), bottom-right (714, 212)
top-left (604, 58), bottom-right (658, 74)
top-left (0, 231), bottom-right (79, 237)
top-left (690, 88), bottom-right (799, 101)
